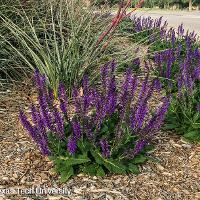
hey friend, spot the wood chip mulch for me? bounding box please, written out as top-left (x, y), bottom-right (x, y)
top-left (0, 82), bottom-right (200, 200)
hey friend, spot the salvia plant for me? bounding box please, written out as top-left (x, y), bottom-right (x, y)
top-left (119, 15), bottom-right (168, 45)
top-left (19, 61), bottom-right (170, 182)
top-left (163, 44), bottom-right (200, 143)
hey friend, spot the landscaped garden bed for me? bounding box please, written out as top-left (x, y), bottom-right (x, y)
top-left (0, 0), bottom-right (200, 199)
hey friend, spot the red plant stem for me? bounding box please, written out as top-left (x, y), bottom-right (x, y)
top-left (96, 0), bottom-right (144, 48)
top-left (96, 1), bottom-right (124, 46)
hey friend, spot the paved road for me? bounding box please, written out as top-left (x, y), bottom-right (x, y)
top-left (133, 10), bottom-right (200, 35)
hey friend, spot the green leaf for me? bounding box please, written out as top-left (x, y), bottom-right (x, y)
top-left (184, 130), bottom-right (200, 142)
top-left (96, 166), bottom-right (106, 177)
top-left (128, 164), bottom-right (140, 174)
top-left (103, 158), bottom-right (126, 174)
top-left (191, 123), bottom-right (200, 129)
top-left (193, 113), bottom-right (200, 122)
top-left (131, 155), bottom-right (147, 164)
top-left (142, 145), bottom-right (155, 153)
top-left (81, 163), bottom-right (98, 176)
top-left (58, 154), bottom-right (91, 166)
top-left (90, 150), bottom-right (126, 174)
top-left (101, 125), bottom-right (109, 133)
top-left (60, 167), bottom-right (74, 183)
top-left (77, 140), bottom-right (91, 154)
top-left (90, 149), bottom-right (103, 165)
top-left (163, 123), bottom-right (177, 130)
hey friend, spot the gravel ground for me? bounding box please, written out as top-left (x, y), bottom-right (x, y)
top-left (0, 81), bottom-right (200, 200)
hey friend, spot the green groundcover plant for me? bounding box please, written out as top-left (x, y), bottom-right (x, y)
top-left (19, 61), bottom-right (170, 182)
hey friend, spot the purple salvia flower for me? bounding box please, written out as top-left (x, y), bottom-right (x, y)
top-left (166, 59), bottom-right (172, 79)
top-left (182, 60), bottom-right (194, 93)
top-left (30, 105), bottom-right (49, 154)
top-left (160, 28), bottom-right (167, 39)
top-left (39, 138), bottom-right (51, 156)
top-left (38, 93), bottom-right (53, 131)
top-left (34, 69), bottom-right (46, 92)
top-left (153, 79), bottom-right (162, 91)
top-left (177, 23), bottom-right (184, 37)
top-left (35, 70), bottom-right (53, 131)
top-left (19, 110), bottom-right (37, 142)
top-left (58, 83), bottom-right (68, 118)
top-left (48, 88), bottom-right (54, 106)
top-left (119, 68), bottom-right (132, 114)
top-left (144, 97), bottom-right (170, 135)
top-left (193, 65), bottom-right (200, 80)
top-left (177, 44), bottom-right (182, 58)
top-left (72, 87), bottom-right (82, 115)
top-left (129, 75), bottom-right (138, 99)
top-left (137, 74), bottom-right (149, 104)
top-left (93, 90), bottom-right (104, 128)
top-left (84, 122), bottom-right (94, 142)
top-left (72, 120), bottom-right (82, 140)
top-left (67, 136), bottom-right (77, 155)
top-left (157, 17), bottom-right (163, 28)
top-left (171, 29), bottom-right (176, 46)
top-left (194, 48), bottom-right (200, 59)
top-left (133, 58), bottom-right (140, 67)
top-left (100, 139), bottom-right (110, 158)
top-left (30, 104), bottom-right (38, 125)
top-left (133, 139), bottom-right (147, 156)
top-left (177, 76), bottom-right (183, 98)
top-left (53, 107), bottom-right (65, 139)
top-left (131, 104), bottom-right (148, 131)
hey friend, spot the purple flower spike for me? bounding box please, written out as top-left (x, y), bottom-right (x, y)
top-left (100, 139), bottom-right (110, 158)
top-left (38, 94), bottom-right (53, 131)
top-left (53, 107), bottom-right (65, 139)
top-left (39, 138), bottom-right (51, 156)
top-left (67, 137), bottom-right (77, 155)
top-left (72, 87), bottom-right (82, 115)
top-left (193, 65), bottom-right (200, 80)
top-left (177, 23), bottom-right (184, 37)
top-left (133, 139), bottom-right (147, 156)
top-left (145, 97), bottom-right (170, 134)
top-left (19, 110), bottom-right (37, 142)
top-left (48, 88), bottom-right (54, 105)
top-left (72, 120), bottom-right (82, 140)
top-left (133, 58), bottom-right (140, 67)
top-left (119, 68), bottom-right (133, 116)
top-left (131, 105), bottom-right (148, 131)
top-left (153, 79), bottom-right (162, 91)
top-left (34, 69), bottom-right (46, 90)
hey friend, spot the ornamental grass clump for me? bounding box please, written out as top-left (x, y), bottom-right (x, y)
top-left (19, 61), bottom-right (170, 182)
